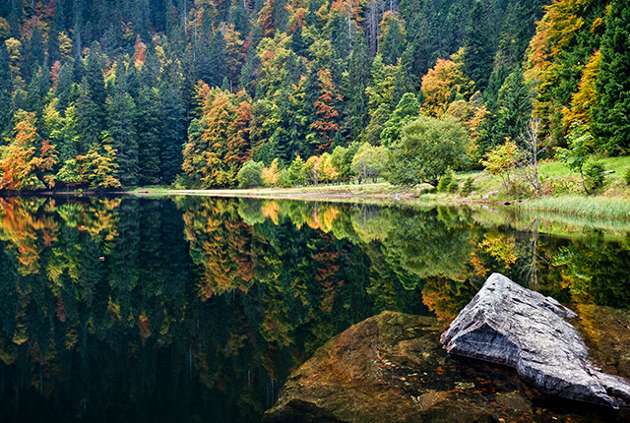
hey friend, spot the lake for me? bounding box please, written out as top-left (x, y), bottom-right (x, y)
top-left (0, 196), bottom-right (628, 422)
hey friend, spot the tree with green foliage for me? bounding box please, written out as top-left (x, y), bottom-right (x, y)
top-left (482, 66), bottom-right (532, 152)
top-left (280, 155), bottom-right (308, 187)
top-left (591, 0), bottom-right (630, 155)
top-left (380, 92), bottom-right (419, 147)
top-left (106, 83), bottom-right (139, 186)
top-left (388, 116), bottom-right (469, 186)
top-left (351, 142), bottom-right (388, 183)
top-left (135, 86), bottom-right (162, 185)
top-left (0, 44), bottom-right (12, 135)
top-left (237, 160), bottom-right (263, 188)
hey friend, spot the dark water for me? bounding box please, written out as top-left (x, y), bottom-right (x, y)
top-left (0, 196), bottom-right (628, 422)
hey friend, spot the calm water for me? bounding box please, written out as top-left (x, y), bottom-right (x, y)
top-left (0, 196), bottom-right (628, 422)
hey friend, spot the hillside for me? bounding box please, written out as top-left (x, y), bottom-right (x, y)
top-left (0, 0), bottom-right (628, 191)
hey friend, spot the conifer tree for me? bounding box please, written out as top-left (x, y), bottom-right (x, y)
top-left (106, 79), bottom-right (139, 186)
top-left (0, 44), bottom-right (12, 135)
top-left (135, 86), bottom-right (162, 185)
top-left (592, 1), bottom-right (630, 155)
top-left (463, 0), bottom-right (496, 91)
top-left (75, 78), bottom-right (102, 151)
top-left (159, 81), bottom-right (186, 183)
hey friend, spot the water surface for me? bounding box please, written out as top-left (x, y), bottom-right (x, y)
top-left (0, 196), bottom-right (628, 422)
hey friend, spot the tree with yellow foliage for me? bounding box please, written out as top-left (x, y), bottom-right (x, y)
top-left (420, 49), bottom-right (475, 118)
top-left (0, 110), bottom-right (57, 190)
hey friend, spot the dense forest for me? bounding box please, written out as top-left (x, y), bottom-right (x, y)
top-left (0, 0), bottom-right (627, 190)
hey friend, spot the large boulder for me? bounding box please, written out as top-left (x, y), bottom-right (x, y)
top-left (441, 273), bottom-right (630, 409)
top-left (265, 311), bottom-right (624, 422)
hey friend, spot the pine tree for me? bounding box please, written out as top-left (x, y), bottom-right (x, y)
top-left (462, 0), bottom-right (496, 91)
top-left (159, 80), bottom-right (186, 183)
top-left (75, 78), bottom-right (103, 151)
top-left (207, 30), bottom-right (227, 87)
top-left (340, 34), bottom-right (370, 142)
top-left (0, 43), bottom-right (12, 135)
top-left (379, 12), bottom-right (406, 65)
top-left (484, 66), bottom-right (532, 150)
top-left (135, 86), bottom-right (162, 185)
top-left (380, 92), bottom-right (419, 147)
top-left (55, 61), bottom-right (77, 112)
top-left (106, 82), bottom-right (139, 186)
top-left (592, 1), bottom-right (630, 155)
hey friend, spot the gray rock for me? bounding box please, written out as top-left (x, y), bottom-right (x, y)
top-left (441, 273), bottom-right (630, 409)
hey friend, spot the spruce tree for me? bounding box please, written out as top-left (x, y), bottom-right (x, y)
top-left (106, 83), bottom-right (139, 186)
top-left (485, 66), bottom-right (532, 150)
top-left (75, 78), bottom-right (103, 152)
top-left (0, 44), bottom-right (12, 135)
top-left (56, 62), bottom-right (77, 112)
top-left (592, 1), bottom-right (630, 155)
top-left (463, 0), bottom-right (496, 91)
top-left (135, 86), bottom-right (162, 185)
top-left (159, 81), bottom-right (186, 183)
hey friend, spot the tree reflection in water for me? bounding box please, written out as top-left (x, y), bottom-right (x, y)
top-left (0, 196), bottom-right (627, 421)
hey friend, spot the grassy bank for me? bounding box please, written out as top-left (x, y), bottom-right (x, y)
top-left (128, 158), bottom-right (630, 221)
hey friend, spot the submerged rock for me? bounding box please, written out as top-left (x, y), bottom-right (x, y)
top-left (441, 273), bottom-right (630, 409)
top-left (265, 311), bottom-right (625, 422)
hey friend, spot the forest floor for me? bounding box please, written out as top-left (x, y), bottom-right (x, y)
top-left (129, 157), bottom-right (630, 221)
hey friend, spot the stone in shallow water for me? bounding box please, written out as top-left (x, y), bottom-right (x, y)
top-left (441, 273), bottom-right (630, 409)
top-left (264, 311), bottom-right (626, 422)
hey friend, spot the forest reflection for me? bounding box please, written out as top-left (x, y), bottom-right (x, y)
top-left (0, 196), bottom-right (628, 422)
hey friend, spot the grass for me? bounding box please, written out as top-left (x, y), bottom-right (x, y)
top-left (458, 156), bottom-right (630, 196)
top-left (517, 196), bottom-right (630, 220)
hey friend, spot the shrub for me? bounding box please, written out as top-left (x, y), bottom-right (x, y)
top-left (387, 115), bottom-right (469, 186)
top-left (437, 169), bottom-right (458, 193)
top-left (583, 161), bottom-right (606, 194)
top-left (318, 152), bottom-right (339, 182)
top-left (461, 177), bottom-right (475, 196)
top-left (237, 160), bottom-right (263, 188)
top-left (305, 156), bottom-right (321, 185)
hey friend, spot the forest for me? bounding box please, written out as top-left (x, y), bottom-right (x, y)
top-left (0, 0), bottom-right (628, 191)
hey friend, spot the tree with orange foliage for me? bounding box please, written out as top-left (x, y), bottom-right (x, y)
top-left (182, 82), bottom-right (252, 187)
top-left (310, 68), bottom-right (342, 154)
top-left (0, 110), bottom-right (58, 190)
top-left (420, 49), bottom-right (475, 118)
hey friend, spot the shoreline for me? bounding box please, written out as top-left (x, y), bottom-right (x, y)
top-left (1, 182), bottom-right (629, 222)
top-left (125, 184), bottom-right (630, 221)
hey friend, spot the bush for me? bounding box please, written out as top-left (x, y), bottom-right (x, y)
top-left (318, 152), bottom-right (339, 182)
top-left (460, 177), bottom-right (475, 196)
top-left (387, 115), bottom-right (469, 186)
top-left (437, 169), bottom-right (458, 193)
top-left (583, 161), bottom-right (606, 194)
top-left (237, 160), bottom-right (263, 188)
